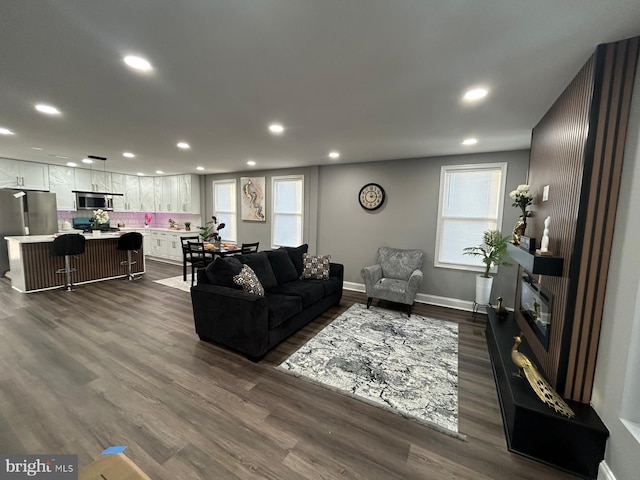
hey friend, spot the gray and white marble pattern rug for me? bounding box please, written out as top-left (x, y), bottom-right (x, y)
top-left (154, 275), bottom-right (193, 292)
top-left (279, 303), bottom-right (462, 438)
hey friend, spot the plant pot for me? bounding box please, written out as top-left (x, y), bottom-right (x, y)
top-left (475, 275), bottom-right (494, 305)
top-left (185, 226), bottom-right (191, 231)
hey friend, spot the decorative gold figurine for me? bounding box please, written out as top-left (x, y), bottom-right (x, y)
top-left (511, 336), bottom-right (575, 418)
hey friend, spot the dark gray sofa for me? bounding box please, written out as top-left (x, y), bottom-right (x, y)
top-left (191, 245), bottom-right (343, 361)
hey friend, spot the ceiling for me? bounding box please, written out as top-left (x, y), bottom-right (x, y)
top-left (1, 1), bottom-right (640, 177)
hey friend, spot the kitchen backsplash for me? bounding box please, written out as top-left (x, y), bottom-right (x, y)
top-left (57, 211), bottom-right (202, 229)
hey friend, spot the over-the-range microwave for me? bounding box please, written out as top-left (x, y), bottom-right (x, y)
top-left (73, 191), bottom-right (117, 211)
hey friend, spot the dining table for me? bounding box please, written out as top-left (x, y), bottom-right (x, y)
top-left (182, 242), bottom-right (240, 281)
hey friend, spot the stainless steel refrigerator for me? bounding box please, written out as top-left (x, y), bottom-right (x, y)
top-left (0, 189), bottom-right (58, 275)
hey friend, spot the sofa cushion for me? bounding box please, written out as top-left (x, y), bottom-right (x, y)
top-left (270, 282), bottom-right (325, 308)
top-left (205, 256), bottom-right (243, 289)
top-left (233, 265), bottom-right (265, 296)
top-left (265, 249), bottom-right (299, 285)
top-left (283, 244), bottom-right (308, 277)
top-left (238, 252), bottom-right (278, 291)
top-left (266, 294), bottom-right (303, 329)
top-left (300, 276), bottom-right (342, 297)
top-left (301, 253), bottom-right (331, 280)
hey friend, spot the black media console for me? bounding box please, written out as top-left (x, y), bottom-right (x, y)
top-left (485, 307), bottom-right (608, 479)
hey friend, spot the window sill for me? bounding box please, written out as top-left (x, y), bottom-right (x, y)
top-left (621, 419), bottom-right (640, 445)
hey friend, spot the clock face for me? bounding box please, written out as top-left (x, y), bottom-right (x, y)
top-left (359, 183), bottom-right (385, 210)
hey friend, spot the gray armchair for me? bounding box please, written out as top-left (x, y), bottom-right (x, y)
top-left (361, 247), bottom-right (426, 316)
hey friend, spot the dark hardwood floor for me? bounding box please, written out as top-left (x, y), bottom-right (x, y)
top-left (0, 260), bottom-right (577, 479)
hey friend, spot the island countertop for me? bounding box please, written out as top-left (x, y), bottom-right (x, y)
top-left (4, 232), bottom-right (123, 244)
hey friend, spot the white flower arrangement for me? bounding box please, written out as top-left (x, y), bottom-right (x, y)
top-left (92, 209), bottom-right (110, 225)
top-left (509, 184), bottom-right (533, 217)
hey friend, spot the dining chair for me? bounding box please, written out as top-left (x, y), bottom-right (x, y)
top-left (186, 241), bottom-right (214, 286)
top-left (240, 242), bottom-right (259, 254)
top-left (181, 235), bottom-right (201, 281)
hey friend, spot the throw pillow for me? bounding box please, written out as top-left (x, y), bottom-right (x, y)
top-left (301, 253), bottom-right (331, 280)
top-left (238, 252), bottom-right (278, 291)
top-left (233, 265), bottom-right (265, 296)
top-left (205, 256), bottom-right (243, 289)
top-left (283, 243), bottom-right (309, 276)
top-left (266, 249), bottom-right (299, 284)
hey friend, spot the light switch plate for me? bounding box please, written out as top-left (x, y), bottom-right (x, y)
top-left (543, 185), bottom-right (550, 202)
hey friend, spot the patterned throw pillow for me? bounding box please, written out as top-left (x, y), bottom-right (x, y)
top-left (233, 265), bottom-right (265, 296)
top-left (301, 253), bottom-right (331, 280)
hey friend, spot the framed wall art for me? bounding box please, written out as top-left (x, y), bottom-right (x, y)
top-left (240, 177), bottom-right (266, 221)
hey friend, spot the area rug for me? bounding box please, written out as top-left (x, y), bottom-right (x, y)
top-left (278, 303), bottom-right (463, 438)
top-left (154, 275), bottom-right (193, 292)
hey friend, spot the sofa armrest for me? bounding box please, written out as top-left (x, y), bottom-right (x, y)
top-left (191, 284), bottom-right (270, 358)
top-left (361, 264), bottom-right (382, 294)
top-left (330, 262), bottom-right (344, 284)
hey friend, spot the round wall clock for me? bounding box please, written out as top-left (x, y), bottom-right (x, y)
top-left (358, 183), bottom-right (386, 211)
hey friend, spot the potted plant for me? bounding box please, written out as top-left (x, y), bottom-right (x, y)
top-left (463, 229), bottom-right (512, 305)
top-left (184, 221), bottom-right (191, 231)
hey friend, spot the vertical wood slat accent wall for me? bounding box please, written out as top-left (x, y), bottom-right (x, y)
top-left (516, 36), bottom-right (639, 403)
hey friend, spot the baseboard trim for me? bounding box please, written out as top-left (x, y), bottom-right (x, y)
top-left (343, 282), bottom-right (475, 312)
top-left (598, 461), bottom-right (616, 480)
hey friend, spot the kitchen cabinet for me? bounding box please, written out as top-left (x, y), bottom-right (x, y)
top-left (48, 165), bottom-right (76, 210)
top-left (178, 174), bottom-right (201, 214)
top-left (125, 175), bottom-right (140, 211)
top-left (167, 233), bottom-right (183, 260)
top-left (110, 173), bottom-right (126, 210)
top-left (74, 168), bottom-right (112, 192)
top-left (0, 158), bottom-right (50, 190)
top-left (139, 177), bottom-right (154, 212)
top-left (150, 231), bottom-right (167, 257)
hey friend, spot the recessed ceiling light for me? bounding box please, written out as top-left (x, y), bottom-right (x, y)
top-left (123, 55), bottom-right (153, 72)
top-left (136, 172), bottom-right (145, 176)
top-left (155, 170), bottom-right (164, 174)
top-left (82, 158), bottom-right (93, 164)
top-left (268, 123), bottom-right (284, 134)
top-left (55, 155), bottom-right (69, 159)
top-left (247, 160), bottom-right (256, 166)
top-left (66, 162), bottom-right (77, 167)
top-left (32, 147), bottom-right (43, 150)
top-left (177, 142), bottom-right (190, 149)
top-left (196, 166), bottom-right (204, 171)
top-left (0, 127), bottom-right (15, 135)
top-left (123, 152), bottom-right (135, 158)
top-left (462, 87), bottom-right (489, 102)
top-left (35, 104), bottom-right (61, 115)
top-left (462, 138), bottom-right (478, 145)
top-left (328, 151), bottom-right (340, 159)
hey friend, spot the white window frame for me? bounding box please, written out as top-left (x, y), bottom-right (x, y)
top-left (434, 162), bottom-right (508, 272)
top-left (212, 179), bottom-right (237, 243)
top-left (271, 174), bottom-right (304, 248)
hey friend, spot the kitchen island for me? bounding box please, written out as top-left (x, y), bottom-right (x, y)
top-left (4, 233), bottom-right (145, 293)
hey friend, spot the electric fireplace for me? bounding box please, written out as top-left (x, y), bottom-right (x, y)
top-left (519, 274), bottom-right (553, 350)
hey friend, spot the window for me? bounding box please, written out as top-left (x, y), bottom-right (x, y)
top-left (213, 179), bottom-right (237, 242)
top-left (435, 163), bottom-right (507, 271)
top-left (272, 175), bottom-right (303, 247)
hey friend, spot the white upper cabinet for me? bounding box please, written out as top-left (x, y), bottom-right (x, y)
top-left (178, 174), bottom-right (200, 214)
top-left (160, 175), bottom-right (179, 213)
top-left (139, 176), bottom-right (154, 212)
top-left (0, 158), bottom-right (49, 190)
top-left (74, 168), bottom-right (112, 192)
top-left (110, 173), bottom-right (126, 210)
top-left (125, 175), bottom-right (140, 211)
top-left (48, 165), bottom-right (76, 210)
top-left (154, 177), bottom-right (163, 212)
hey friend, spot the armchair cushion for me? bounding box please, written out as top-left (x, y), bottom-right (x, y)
top-left (378, 247), bottom-right (425, 280)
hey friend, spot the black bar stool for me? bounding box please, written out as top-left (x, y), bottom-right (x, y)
top-left (50, 234), bottom-right (86, 291)
top-left (117, 232), bottom-right (143, 280)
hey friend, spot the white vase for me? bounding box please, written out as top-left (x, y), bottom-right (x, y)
top-left (92, 229), bottom-right (101, 236)
top-left (475, 275), bottom-right (494, 305)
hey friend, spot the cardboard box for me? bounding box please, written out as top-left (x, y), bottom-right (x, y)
top-left (79, 453), bottom-right (151, 480)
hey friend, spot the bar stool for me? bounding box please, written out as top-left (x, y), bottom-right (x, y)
top-left (50, 234), bottom-right (86, 291)
top-left (117, 232), bottom-right (143, 280)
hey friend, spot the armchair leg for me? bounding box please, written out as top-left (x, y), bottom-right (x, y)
top-left (367, 297), bottom-right (373, 309)
top-left (407, 303), bottom-right (413, 317)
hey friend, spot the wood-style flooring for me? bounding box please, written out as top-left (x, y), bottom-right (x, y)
top-left (0, 260), bottom-right (577, 479)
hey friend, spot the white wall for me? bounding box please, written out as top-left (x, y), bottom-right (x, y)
top-left (592, 59), bottom-right (640, 480)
